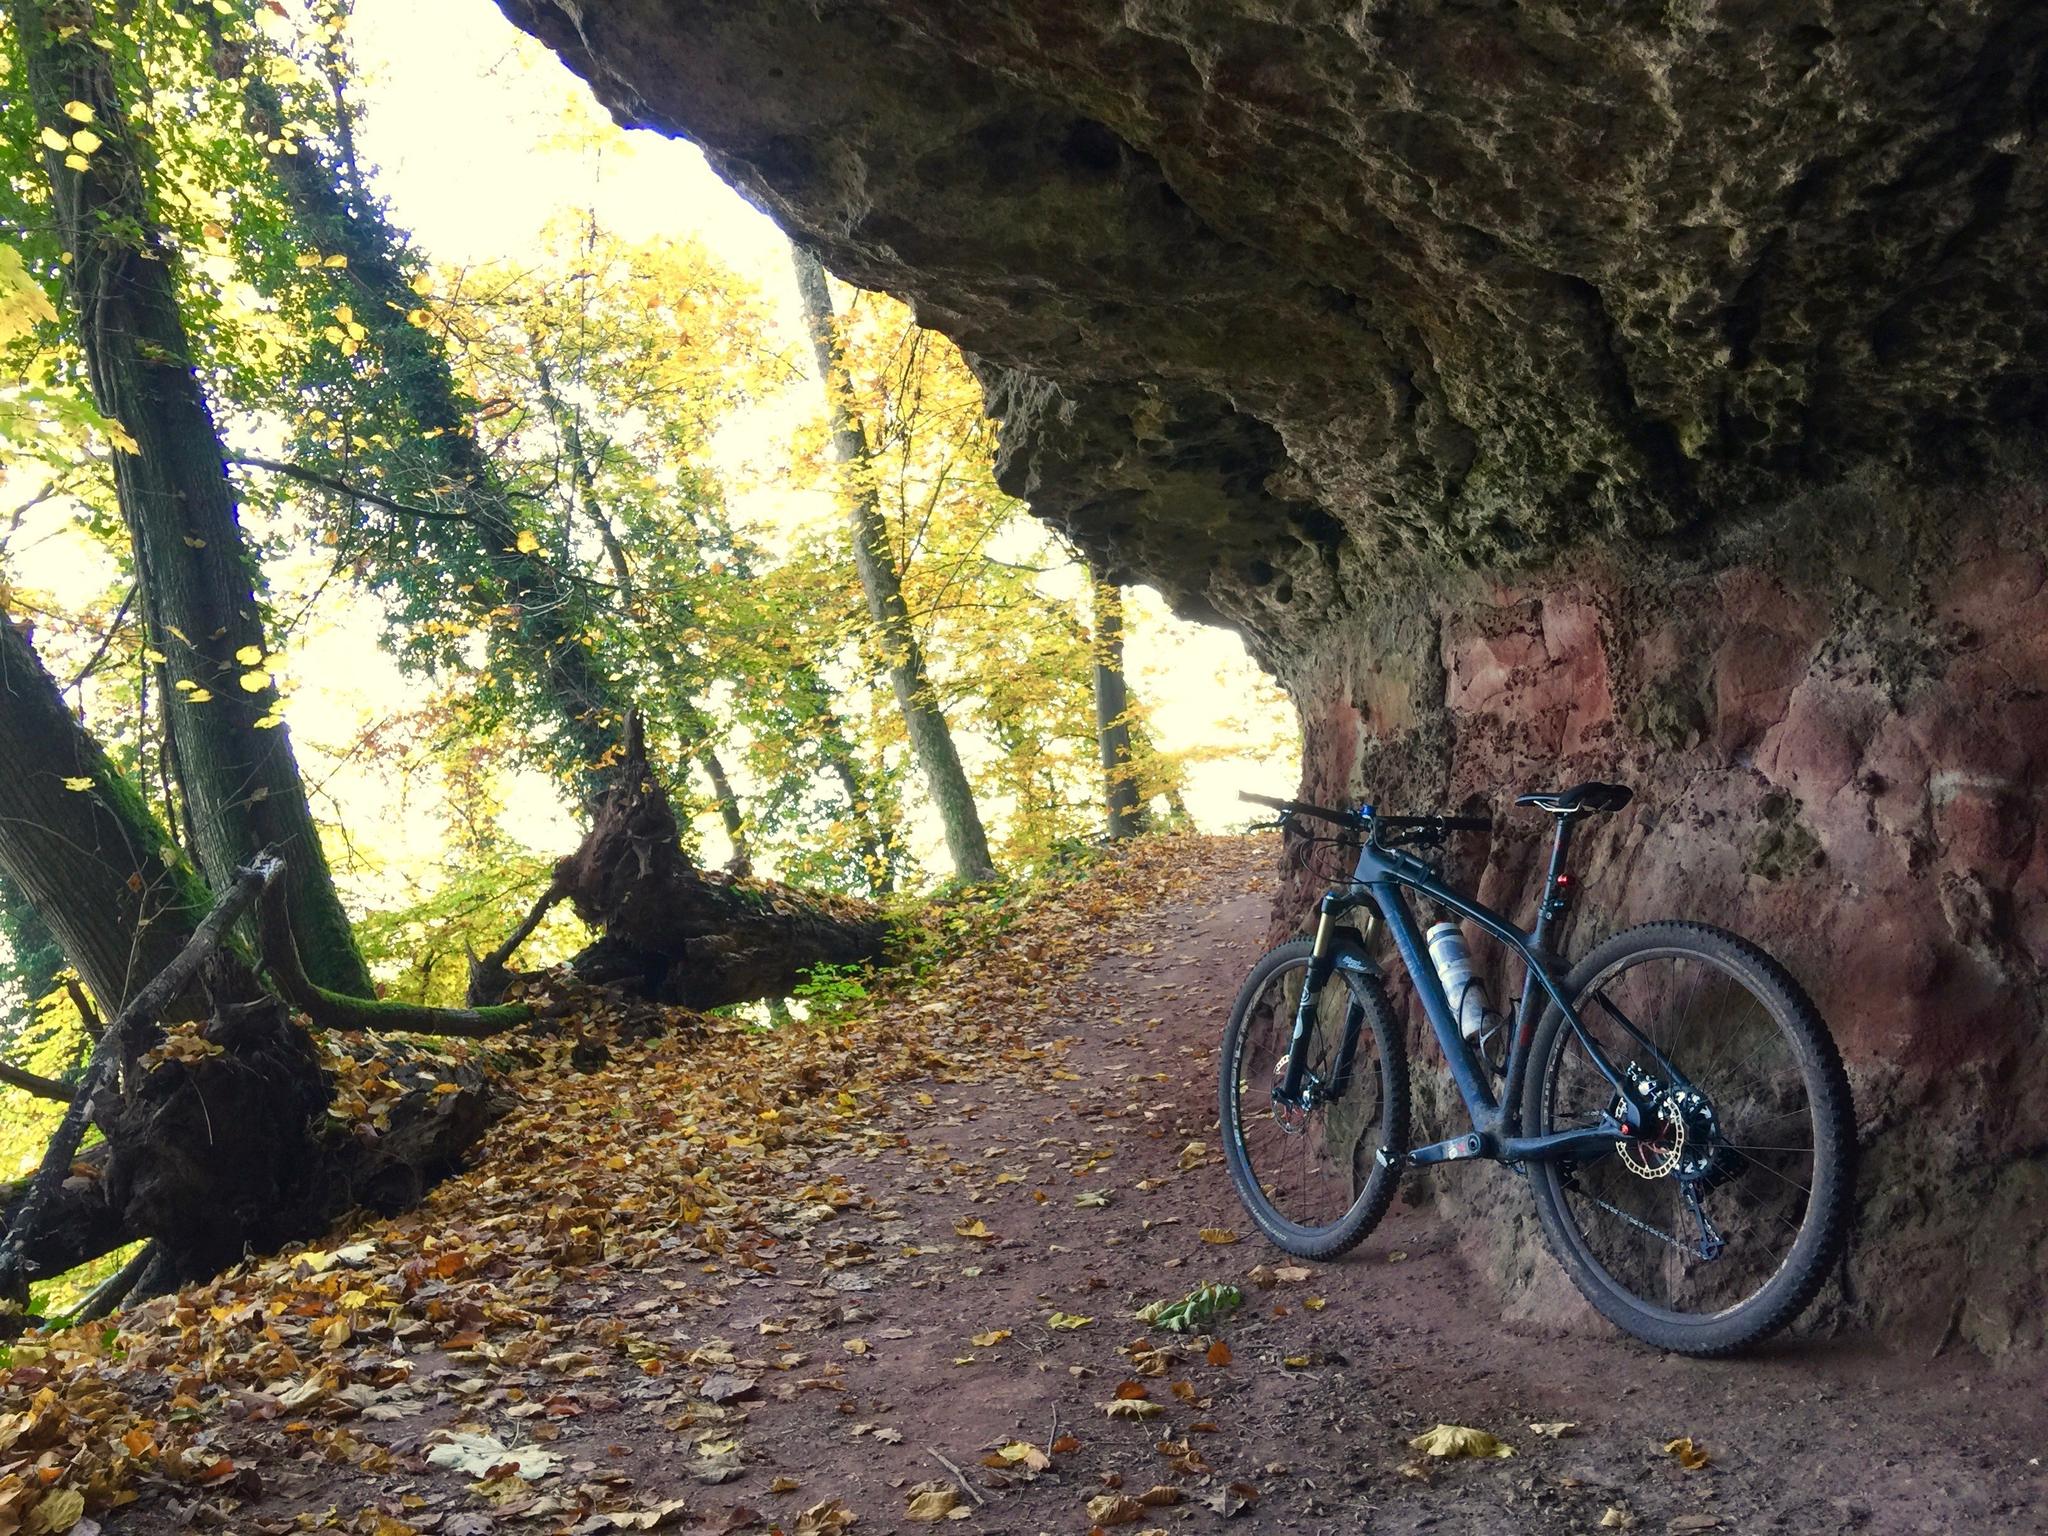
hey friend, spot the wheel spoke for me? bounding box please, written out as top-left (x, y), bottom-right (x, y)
top-left (1538, 939), bottom-right (1835, 1326)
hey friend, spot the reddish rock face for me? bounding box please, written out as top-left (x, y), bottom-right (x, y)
top-left (1275, 492), bottom-right (2048, 1354)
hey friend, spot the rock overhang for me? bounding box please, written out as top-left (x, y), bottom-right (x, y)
top-left (497, 0), bottom-right (2048, 663)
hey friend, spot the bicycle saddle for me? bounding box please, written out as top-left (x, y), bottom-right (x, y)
top-left (1515, 780), bottom-right (1634, 816)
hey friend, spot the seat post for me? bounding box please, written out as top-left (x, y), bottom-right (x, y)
top-left (1530, 812), bottom-right (1579, 955)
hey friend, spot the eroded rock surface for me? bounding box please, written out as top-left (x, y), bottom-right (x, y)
top-left (500, 0), bottom-right (2048, 1350)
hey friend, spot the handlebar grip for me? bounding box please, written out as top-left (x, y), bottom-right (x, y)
top-left (1238, 791), bottom-right (1290, 811)
top-left (1441, 815), bottom-right (1493, 832)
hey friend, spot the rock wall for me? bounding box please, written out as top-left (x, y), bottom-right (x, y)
top-left (1276, 475), bottom-right (2048, 1353)
top-left (498, 0), bottom-right (2048, 1350)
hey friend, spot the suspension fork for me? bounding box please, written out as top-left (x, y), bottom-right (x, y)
top-left (1279, 893), bottom-right (1345, 1102)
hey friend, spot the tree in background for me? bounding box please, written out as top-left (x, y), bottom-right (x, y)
top-left (1088, 563), bottom-right (1145, 840)
top-left (791, 246), bottom-right (999, 885)
top-left (7, 0), bottom-right (370, 994)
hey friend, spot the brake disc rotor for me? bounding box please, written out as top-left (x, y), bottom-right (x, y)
top-left (1617, 1096), bottom-right (1687, 1180)
top-left (1270, 1056), bottom-right (1310, 1136)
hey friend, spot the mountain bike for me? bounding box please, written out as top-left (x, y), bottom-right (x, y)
top-left (1221, 783), bottom-right (1854, 1356)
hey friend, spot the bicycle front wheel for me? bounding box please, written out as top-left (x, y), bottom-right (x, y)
top-left (1522, 922), bottom-right (1855, 1355)
top-left (1219, 939), bottom-right (1408, 1259)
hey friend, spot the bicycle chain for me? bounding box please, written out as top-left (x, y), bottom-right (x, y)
top-left (1560, 1172), bottom-right (1694, 1255)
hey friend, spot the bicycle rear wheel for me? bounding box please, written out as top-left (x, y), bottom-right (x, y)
top-left (1219, 939), bottom-right (1408, 1258)
top-left (1521, 922), bottom-right (1854, 1355)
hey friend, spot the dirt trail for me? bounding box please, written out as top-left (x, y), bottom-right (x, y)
top-left (94, 835), bottom-right (2045, 1536)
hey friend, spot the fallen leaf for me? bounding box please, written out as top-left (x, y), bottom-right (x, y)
top-left (1047, 1312), bottom-right (1094, 1331)
top-left (1408, 1424), bottom-right (1514, 1460)
top-left (1085, 1493), bottom-right (1146, 1525)
top-left (1103, 1399), bottom-right (1164, 1420)
top-left (1198, 1228), bottom-right (1239, 1245)
top-left (954, 1219), bottom-right (994, 1240)
top-left (985, 1441), bottom-right (1049, 1472)
top-left (904, 1483), bottom-right (958, 1521)
top-left (969, 1330), bottom-right (1010, 1347)
top-left (1202, 1481), bottom-right (1258, 1517)
top-left (793, 1500), bottom-right (858, 1536)
top-left (1664, 1437), bottom-right (1711, 1471)
top-left (1600, 1508), bottom-right (1637, 1530)
top-left (1205, 1339), bottom-right (1231, 1367)
top-left (425, 1432), bottom-right (560, 1481)
top-left (1528, 1421), bottom-right (1576, 1438)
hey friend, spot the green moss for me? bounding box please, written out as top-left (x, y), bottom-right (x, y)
top-left (1625, 674), bottom-right (1708, 751)
top-left (1747, 791), bottom-right (1825, 882)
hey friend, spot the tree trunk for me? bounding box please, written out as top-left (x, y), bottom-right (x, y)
top-left (1088, 564), bottom-right (1146, 840)
top-left (557, 716), bottom-right (887, 1008)
top-left (0, 614), bottom-right (225, 1017)
top-left (15, 0), bottom-right (371, 996)
top-left (528, 346), bottom-right (750, 859)
top-left (790, 246), bottom-right (997, 883)
top-left (239, 74), bottom-right (627, 790)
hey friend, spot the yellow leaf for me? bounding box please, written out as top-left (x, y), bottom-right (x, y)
top-left (1303, 1296), bottom-right (1327, 1311)
top-left (186, 688), bottom-right (213, 703)
top-left (513, 529), bottom-right (541, 554)
top-left (1046, 1312), bottom-right (1093, 1330)
top-left (61, 776), bottom-right (93, 791)
top-left (235, 644), bottom-right (263, 665)
top-left (70, 129), bottom-right (101, 154)
top-left (253, 714), bottom-right (283, 729)
top-left (1409, 1423), bottom-right (1514, 1460)
top-left (904, 1486), bottom-right (957, 1521)
top-left (323, 254), bottom-right (348, 267)
top-left (1197, 1228), bottom-right (1239, 1245)
top-left (1664, 1436), bottom-right (1711, 1470)
top-left (0, 244), bottom-right (57, 344)
top-left (335, 304), bottom-right (354, 324)
top-left (239, 670), bottom-right (269, 692)
top-left (62, 101), bottom-right (94, 122)
top-left (295, 253), bottom-right (322, 269)
top-left (968, 1330), bottom-right (1009, 1347)
top-left (39, 125), bottom-right (68, 151)
top-left (1085, 1493), bottom-right (1146, 1525)
top-left (25, 1485), bottom-right (84, 1535)
top-left (953, 1218), bottom-right (993, 1241)
top-left (63, 153), bottom-right (89, 172)
top-left (1101, 1399), bottom-right (1162, 1420)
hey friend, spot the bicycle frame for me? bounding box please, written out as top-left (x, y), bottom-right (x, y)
top-left (1287, 813), bottom-right (1659, 1168)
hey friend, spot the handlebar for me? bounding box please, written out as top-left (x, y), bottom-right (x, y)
top-left (1239, 791), bottom-right (1491, 836)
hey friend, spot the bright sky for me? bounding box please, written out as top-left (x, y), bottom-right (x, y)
top-left (13, 0), bottom-right (1299, 924)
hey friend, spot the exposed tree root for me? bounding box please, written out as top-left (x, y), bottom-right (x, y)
top-left (556, 715), bottom-right (888, 1008)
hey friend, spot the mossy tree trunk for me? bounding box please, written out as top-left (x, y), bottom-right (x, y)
top-left (790, 246), bottom-right (997, 884)
top-left (238, 73), bottom-right (627, 794)
top-left (0, 614), bottom-right (240, 1018)
top-left (14, 0), bottom-right (371, 996)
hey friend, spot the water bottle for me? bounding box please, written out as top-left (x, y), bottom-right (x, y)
top-left (1425, 921), bottom-right (1490, 1041)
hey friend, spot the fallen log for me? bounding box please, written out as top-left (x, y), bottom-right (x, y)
top-left (555, 716), bottom-right (888, 1008)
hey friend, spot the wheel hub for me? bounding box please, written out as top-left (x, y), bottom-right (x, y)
top-left (1613, 1075), bottom-right (1725, 1182)
top-left (1270, 1056), bottom-right (1310, 1136)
